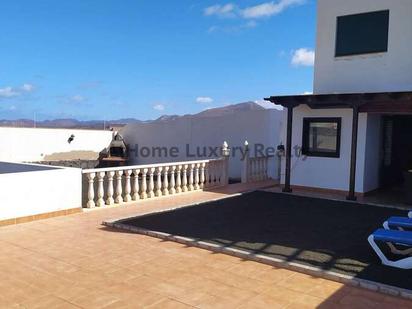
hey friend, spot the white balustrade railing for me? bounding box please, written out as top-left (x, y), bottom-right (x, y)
top-left (241, 140), bottom-right (271, 183)
top-left (82, 158), bottom-right (229, 208)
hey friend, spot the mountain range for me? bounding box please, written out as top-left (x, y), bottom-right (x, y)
top-left (0, 102), bottom-right (277, 130)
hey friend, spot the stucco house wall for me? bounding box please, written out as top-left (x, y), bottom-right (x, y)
top-left (314, 0), bottom-right (412, 94)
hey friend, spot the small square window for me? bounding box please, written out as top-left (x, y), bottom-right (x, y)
top-left (335, 10), bottom-right (389, 57)
top-left (302, 118), bottom-right (342, 158)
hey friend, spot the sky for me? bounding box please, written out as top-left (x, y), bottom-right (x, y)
top-left (0, 0), bottom-right (317, 121)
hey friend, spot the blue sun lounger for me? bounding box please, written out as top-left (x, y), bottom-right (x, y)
top-left (368, 229), bottom-right (412, 269)
top-left (383, 216), bottom-right (412, 230)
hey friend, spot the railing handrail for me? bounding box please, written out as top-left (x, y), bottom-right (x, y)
top-left (82, 158), bottom-right (224, 174)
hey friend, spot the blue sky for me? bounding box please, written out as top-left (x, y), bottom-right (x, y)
top-left (0, 0), bottom-right (316, 121)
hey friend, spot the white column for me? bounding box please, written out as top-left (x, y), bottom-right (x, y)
top-left (115, 170), bottom-right (123, 204)
top-left (176, 165), bottom-right (182, 193)
top-left (162, 166), bottom-right (169, 196)
top-left (132, 169), bottom-right (140, 201)
top-left (140, 168), bottom-right (148, 199)
top-left (169, 165), bottom-right (176, 194)
top-left (86, 173), bottom-right (96, 208)
top-left (200, 162), bottom-right (205, 189)
top-left (188, 164), bottom-right (194, 191)
top-left (204, 162), bottom-right (210, 188)
top-left (106, 171), bottom-right (115, 205)
top-left (194, 163), bottom-right (200, 190)
top-left (124, 170), bottom-right (132, 202)
top-left (182, 165), bottom-right (188, 192)
top-left (156, 166), bottom-right (163, 197)
top-left (148, 167), bottom-right (155, 198)
top-left (241, 141), bottom-right (250, 183)
top-left (96, 172), bottom-right (105, 207)
top-left (222, 141), bottom-right (230, 185)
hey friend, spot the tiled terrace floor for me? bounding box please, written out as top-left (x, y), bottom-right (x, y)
top-left (0, 181), bottom-right (411, 308)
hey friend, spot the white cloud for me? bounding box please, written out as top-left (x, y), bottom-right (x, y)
top-left (204, 1), bottom-right (305, 21)
top-left (0, 87), bottom-right (20, 98)
top-left (302, 91), bottom-right (313, 95)
top-left (241, 0), bottom-right (305, 19)
top-left (196, 97), bottom-right (214, 104)
top-left (70, 95), bottom-right (85, 102)
top-left (153, 104), bottom-right (165, 111)
top-left (204, 4), bottom-right (236, 18)
top-left (21, 83), bottom-right (35, 92)
top-left (291, 48), bottom-right (315, 67)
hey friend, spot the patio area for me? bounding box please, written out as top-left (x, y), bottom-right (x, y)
top-left (0, 182), bottom-right (411, 308)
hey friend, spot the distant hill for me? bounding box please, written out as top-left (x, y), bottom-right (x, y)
top-left (0, 118), bottom-right (143, 130)
top-left (0, 101), bottom-right (277, 129)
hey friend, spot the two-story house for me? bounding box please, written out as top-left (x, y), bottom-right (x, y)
top-left (266, 0), bottom-right (412, 202)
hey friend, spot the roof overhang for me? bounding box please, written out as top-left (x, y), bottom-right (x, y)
top-left (264, 91), bottom-right (412, 113)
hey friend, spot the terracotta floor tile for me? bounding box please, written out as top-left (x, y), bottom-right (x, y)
top-left (0, 182), bottom-right (410, 308)
top-left (17, 295), bottom-right (81, 309)
top-left (146, 298), bottom-right (195, 308)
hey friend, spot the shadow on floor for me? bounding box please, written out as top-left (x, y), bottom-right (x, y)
top-left (112, 191), bottom-right (412, 290)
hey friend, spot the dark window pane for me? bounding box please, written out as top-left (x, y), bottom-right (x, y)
top-left (336, 10), bottom-right (389, 57)
top-left (302, 118), bottom-right (341, 158)
top-left (308, 122), bottom-right (338, 153)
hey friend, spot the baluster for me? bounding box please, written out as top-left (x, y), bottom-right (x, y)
top-left (263, 158), bottom-right (268, 180)
top-left (200, 162), bottom-right (206, 189)
top-left (214, 160), bottom-right (222, 186)
top-left (204, 162), bottom-right (209, 188)
top-left (156, 166), bottom-right (163, 196)
top-left (140, 168), bottom-right (148, 199)
top-left (188, 164), bottom-right (195, 191)
top-left (259, 158), bottom-right (263, 180)
top-left (162, 166), bottom-right (169, 195)
top-left (176, 165), bottom-right (182, 193)
top-left (182, 165), bottom-right (188, 192)
top-left (168, 166), bottom-right (176, 194)
top-left (96, 172), bottom-right (105, 207)
top-left (132, 169), bottom-right (140, 201)
top-left (209, 162), bottom-right (215, 186)
top-left (115, 170), bottom-right (123, 204)
top-left (261, 158), bottom-right (265, 180)
top-left (194, 163), bottom-right (200, 190)
top-left (147, 167), bottom-right (155, 198)
top-left (124, 170), bottom-right (132, 202)
top-left (256, 158), bottom-right (261, 181)
top-left (106, 171), bottom-right (115, 205)
top-left (86, 173), bottom-right (96, 208)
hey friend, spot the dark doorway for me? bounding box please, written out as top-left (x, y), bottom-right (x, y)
top-left (381, 116), bottom-right (412, 193)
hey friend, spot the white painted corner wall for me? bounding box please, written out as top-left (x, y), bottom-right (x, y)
top-left (314, 0), bottom-right (412, 94)
top-left (0, 162), bottom-right (82, 220)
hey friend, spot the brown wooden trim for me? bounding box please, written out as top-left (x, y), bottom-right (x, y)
top-left (347, 105), bottom-right (360, 201)
top-left (283, 106), bottom-right (294, 193)
top-left (0, 208), bottom-right (82, 227)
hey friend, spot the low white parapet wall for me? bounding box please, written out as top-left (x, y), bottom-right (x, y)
top-left (0, 162), bottom-right (82, 223)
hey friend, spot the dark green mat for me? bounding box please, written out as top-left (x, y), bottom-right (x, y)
top-left (121, 191), bottom-right (411, 290)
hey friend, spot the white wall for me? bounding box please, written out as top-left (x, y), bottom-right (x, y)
top-left (0, 127), bottom-right (113, 162)
top-left (122, 110), bottom-right (284, 179)
top-left (314, 0), bottom-right (412, 94)
top-left (280, 105), bottom-right (376, 193)
top-left (0, 162), bottom-right (82, 220)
